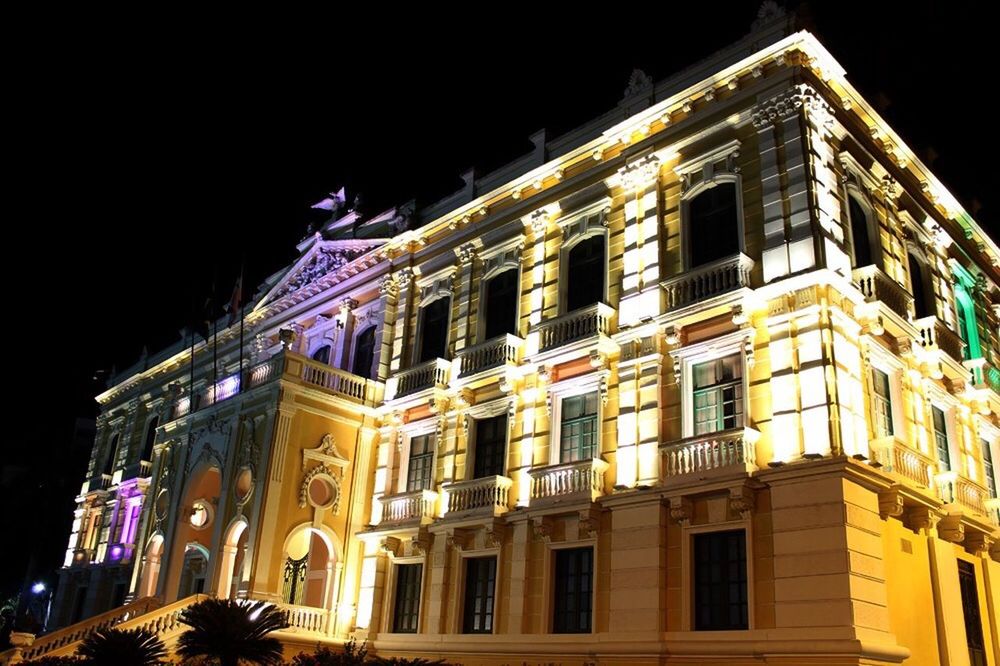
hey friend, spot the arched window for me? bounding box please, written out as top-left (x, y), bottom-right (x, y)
top-left (141, 416), bottom-right (158, 463)
top-left (908, 253), bottom-right (934, 319)
top-left (848, 195), bottom-right (875, 268)
top-left (566, 236), bottom-right (605, 312)
top-left (103, 434), bottom-right (120, 476)
top-left (417, 298), bottom-right (450, 363)
top-left (352, 325), bottom-right (377, 379)
top-left (311, 345), bottom-right (331, 365)
top-left (688, 183), bottom-right (739, 268)
top-left (482, 269), bottom-right (518, 340)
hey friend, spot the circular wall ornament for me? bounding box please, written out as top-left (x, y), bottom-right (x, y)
top-left (154, 489), bottom-right (169, 522)
top-left (235, 466), bottom-right (254, 504)
top-left (189, 499), bottom-right (214, 530)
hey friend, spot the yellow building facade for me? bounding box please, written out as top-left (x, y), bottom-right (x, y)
top-left (8, 9), bottom-right (1000, 666)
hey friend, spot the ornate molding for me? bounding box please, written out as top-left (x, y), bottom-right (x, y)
top-left (532, 516), bottom-right (553, 542)
top-left (618, 154), bottom-right (661, 192)
top-left (302, 434), bottom-right (350, 471)
top-left (878, 487), bottom-right (905, 520)
top-left (728, 485), bottom-right (755, 520)
top-left (669, 496), bottom-right (692, 526)
top-left (751, 83), bottom-right (833, 131)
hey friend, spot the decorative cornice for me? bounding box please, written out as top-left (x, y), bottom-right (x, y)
top-left (618, 154), bottom-right (661, 192)
top-left (751, 83), bottom-right (833, 130)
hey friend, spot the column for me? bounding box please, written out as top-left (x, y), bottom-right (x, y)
top-left (333, 298), bottom-right (358, 370)
top-left (249, 405), bottom-right (296, 601)
top-left (374, 274), bottom-right (399, 382)
top-left (617, 154), bottom-right (662, 327)
top-left (452, 244), bottom-right (477, 352)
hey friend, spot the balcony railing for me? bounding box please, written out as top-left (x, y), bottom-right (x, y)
top-left (380, 489), bottom-right (438, 524)
top-left (870, 437), bottom-right (934, 488)
top-left (457, 334), bottom-right (523, 378)
top-left (528, 458), bottom-right (609, 504)
top-left (297, 356), bottom-right (372, 402)
top-left (660, 428), bottom-right (759, 478)
top-left (441, 475), bottom-right (513, 517)
top-left (914, 315), bottom-right (965, 363)
top-left (852, 265), bottom-right (912, 320)
top-left (392, 358), bottom-right (451, 398)
top-left (662, 253), bottom-right (754, 311)
top-left (937, 472), bottom-right (990, 517)
top-left (281, 603), bottom-right (332, 635)
top-left (139, 460), bottom-right (153, 477)
top-left (534, 302), bottom-right (615, 353)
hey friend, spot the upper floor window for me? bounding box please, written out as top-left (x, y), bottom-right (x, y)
top-left (311, 345), bottom-right (331, 365)
top-left (871, 367), bottom-right (894, 439)
top-left (141, 416), bottom-right (158, 463)
top-left (693, 355), bottom-right (743, 436)
top-left (908, 253), bottom-right (934, 319)
top-left (482, 269), bottom-right (518, 340)
top-left (103, 434), bottom-right (120, 476)
top-left (565, 236), bottom-right (605, 312)
top-left (560, 392), bottom-right (599, 462)
top-left (352, 325), bottom-right (377, 380)
top-left (694, 529), bottom-right (748, 631)
top-left (552, 547), bottom-right (593, 634)
top-left (932, 406), bottom-right (952, 472)
top-left (406, 434), bottom-right (435, 493)
top-left (688, 183), bottom-right (739, 269)
top-left (462, 557), bottom-right (497, 634)
top-left (392, 563), bottom-right (422, 633)
top-left (472, 415), bottom-right (507, 479)
top-left (983, 440), bottom-right (997, 499)
top-left (847, 195), bottom-right (876, 269)
top-left (416, 298), bottom-right (450, 363)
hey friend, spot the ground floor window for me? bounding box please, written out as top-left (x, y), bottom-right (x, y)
top-left (462, 557), bottom-right (497, 634)
top-left (392, 563), bottom-right (422, 633)
top-left (693, 529), bottom-right (748, 630)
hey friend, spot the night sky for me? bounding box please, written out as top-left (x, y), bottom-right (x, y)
top-left (2, 1), bottom-right (996, 606)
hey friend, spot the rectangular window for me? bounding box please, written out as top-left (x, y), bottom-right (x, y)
top-left (552, 547), bottom-right (593, 634)
top-left (983, 440), bottom-right (997, 499)
top-left (560, 392), bottom-right (599, 462)
top-left (406, 434), bottom-right (434, 492)
top-left (473, 415), bottom-right (507, 478)
top-left (694, 530), bottom-right (748, 631)
top-left (462, 557), bottom-right (497, 634)
top-left (933, 406), bottom-right (951, 471)
top-left (958, 561), bottom-right (987, 666)
top-left (693, 355), bottom-right (744, 436)
top-left (392, 563), bottom-right (422, 633)
top-left (871, 367), bottom-right (894, 438)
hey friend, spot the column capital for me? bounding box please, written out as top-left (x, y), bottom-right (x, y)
top-left (618, 154), bottom-right (661, 192)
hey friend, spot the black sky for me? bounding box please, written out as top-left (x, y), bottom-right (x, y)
top-left (2, 1), bottom-right (997, 601)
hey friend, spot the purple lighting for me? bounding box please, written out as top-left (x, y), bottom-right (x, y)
top-left (109, 545), bottom-right (123, 561)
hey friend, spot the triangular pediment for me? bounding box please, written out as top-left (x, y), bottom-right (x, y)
top-left (257, 237), bottom-right (388, 309)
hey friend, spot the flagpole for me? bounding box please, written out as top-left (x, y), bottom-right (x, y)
top-left (238, 264), bottom-right (245, 393)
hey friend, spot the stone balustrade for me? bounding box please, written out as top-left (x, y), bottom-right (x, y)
top-left (870, 436), bottom-right (935, 488)
top-left (662, 253), bottom-right (754, 311)
top-left (660, 428), bottom-right (759, 479)
top-left (457, 334), bottom-right (522, 378)
top-left (533, 302), bottom-right (615, 353)
top-left (852, 265), bottom-right (912, 320)
top-left (441, 475), bottom-right (513, 517)
top-left (528, 458), bottom-right (609, 504)
top-left (380, 489), bottom-right (439, 524)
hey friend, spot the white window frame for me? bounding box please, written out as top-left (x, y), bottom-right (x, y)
top-left (452, 547), bottom-right (502, 635)
top-left (348, 302), bottom-right (381, 378)
top-left (463, 397), bottom-right (513, 480)
top-left (843, 183), bottom-right (881, 271)
top-left (676, 140), bottom-right (745, 271)
top-left (673, 330), bottom-right (749, 439)
top-left (476, 235), bottom-right (525, 343)
top-left (977, 418), bottom-right (1000, 499)
top-left (382, 554), bottom-right (427, 635)
top-left (866, 342), bottom-right (906, 443)
top-left (413, 268), bottom-right (456, 364)
top-left (397, 419), bottom-right (438, 494)
top-left (547, 372), bottom-right (606, 466)
top-left (556, 198), bottom-right (611, 315)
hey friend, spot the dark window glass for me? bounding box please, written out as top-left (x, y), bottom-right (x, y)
top-left (141, 416), bottom-right (158, 463)
top-left (483, 269), bottom-right (519, 340)
top-left (392, 563), bottom-right (422, 633)
top-left (418, 298), bottom-right (450, 362)
top-left (693, 355), bottom-right (744, 436)
top-left (552, 547), bottom-right (593, 633)
top-left (282, 555), bottom-right (307, 605)
top-left (473, 415), bottom-right (507, 478)
top-left (406, 435), bottom-right (434, 492)
top-left (689, 183), bottom-right (739, 268)
top-left (560, 392), bottom-right (599, 462)
top-left (958, 561), bottom-right (987, 666)
top-left (871, 368), bottom-right (894, 438)
top-left (849, 196), bottom-right (873, 268)
top-left (111, 582), bottom-right (128, 609)
top-left (566, 236), bottom-right (605, 312)
top-left (933, 406), bottom-right (951, 471)
top-left (103, 434), bottom-right (120, 476)
top-left (984, 440), bottom-right (997, 499)
top-left (908, 254), bottom-right (933, 319)
top-left (71, 586), bottom-right (88, 623)
top-left (311, 345), bottom-right (331, 364)
top-left (462, 557), bottom-right (497, 634)
top-left (694, 530), bottom-right (748, 631)
top-left (352, 325), bottom-right (377, 379)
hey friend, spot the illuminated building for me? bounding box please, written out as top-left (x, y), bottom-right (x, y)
top-left (8, 5), bottom-right (1000, 665)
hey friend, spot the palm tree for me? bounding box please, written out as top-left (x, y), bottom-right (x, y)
top-left (75, 627), bottom-right (166, 665)
top-left (177, 598), bottom-right (288, 666)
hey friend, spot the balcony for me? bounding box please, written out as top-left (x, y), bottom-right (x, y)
top-left (937, 472), bottom-right (991, 518)
top-left (869, 437), bottom-right (934, 488)
top-left (533, 302), bottom-right (615, 355)
top-left (528, 458), bottom-right (609, 505)
top-left (139, 460), bottom-right (153, 477)
top-left (660, 428), bottom-right (759, 480)
top-left (456, 334), bottom-right (523, 379)
top-left (390, 358), bottom-right (451, 399)
top-left (852, 265), bottom-right (912, 321)
top-left (662, 253), bottom-right (755, 311)
top-left (281, 603), bottom-right (332, 636)
top-left (441, 475), bottom-right (513, 518)
top-left (380, 489), bottom-right (438, 525)
top-left (914, 316), bottom-right (965, 364)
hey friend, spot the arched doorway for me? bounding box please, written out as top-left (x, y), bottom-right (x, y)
top-left (137, 534), bottom-right (164, 598)
top-left (163, 463), bottom-right (222, 602)
top-left (179, 544), bottom-right (210, 597)
top-left (281, 526), bottom-right (338, 609)
top-left (217, 519), bottom-right (249, 599)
